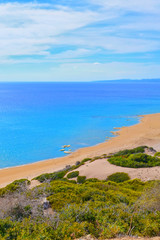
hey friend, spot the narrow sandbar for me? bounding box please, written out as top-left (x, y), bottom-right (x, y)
top-left (0, 113), bottom-right (160, 187)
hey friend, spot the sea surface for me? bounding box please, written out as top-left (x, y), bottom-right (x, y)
top-left (0, 80), bottom-right (160, 168)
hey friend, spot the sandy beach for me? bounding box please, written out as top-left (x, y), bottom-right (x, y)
top-left (0, 113), bottom-right (160, 188)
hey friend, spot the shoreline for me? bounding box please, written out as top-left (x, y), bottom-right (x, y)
top-left (1, 113), bottom-right (160, 188)
top-left (0, 115), bottom-right (141, 171)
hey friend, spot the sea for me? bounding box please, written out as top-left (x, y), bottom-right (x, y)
top-left (0, 80), bottom-right (160, 168)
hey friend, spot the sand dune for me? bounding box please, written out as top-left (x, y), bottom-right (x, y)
top-left (75, 158), bottom-right (160, 181)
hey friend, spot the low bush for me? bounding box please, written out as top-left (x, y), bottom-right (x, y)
top-left (119, 178), bottom-right (146, 191)
top-left (108, 153), bottom-right (160, 168)
top-left (85, 178), bottom-right (100, 183)
top-left (155, 152), bottom-right (160, 157)
top-left (35, 158), bottom-right (91, 182)
top-left (71, 158), bottom-right (92, 170)
top-left (77, 176), bottom-right (86, 184)
top-left (106, 172), bottom-right (130, 183)
top-left (8, 204), bottom-right (32, 221)
top-left (61, 178), bottom-right (77, 184)
top-left (0, 179), bottom-right (30, 197)
top-left (67, 171), bottom-right (79, 179)
top-left (112, 146), bottom-right (148, 157)
top-left (101, 154), bottom-right (108, 158)
top-left (0, 146), bottom-right (160, 239)
top-left (34, 170), bottom-right (67, 183)
top-left (92, 156), bottom-right (103, 160)
top-left (0, 177), bottom-right (160, 239)
top-left (81, 158), bottom-right (92, 164)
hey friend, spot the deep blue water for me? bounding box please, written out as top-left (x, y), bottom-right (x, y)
top-left (0, 80), bottom-right (160, 168)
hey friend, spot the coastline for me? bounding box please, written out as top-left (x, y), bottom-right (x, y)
top-left (0, 113), bottom-right (160, 188)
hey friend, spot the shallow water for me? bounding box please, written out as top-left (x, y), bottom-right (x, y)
top-left (0, 80), bottom-right (160, 168)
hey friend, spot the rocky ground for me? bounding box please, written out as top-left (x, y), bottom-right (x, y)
top-left (75, 235), bottom-right (160, 240)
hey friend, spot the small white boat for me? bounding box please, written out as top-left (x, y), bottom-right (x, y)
top-left (64, 151), bottom-right (72, 154)
top-left (62, 144), bottom-right (71, 148)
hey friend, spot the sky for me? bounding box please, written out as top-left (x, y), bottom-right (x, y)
top-left (0, 0), bottom-right (160, 81)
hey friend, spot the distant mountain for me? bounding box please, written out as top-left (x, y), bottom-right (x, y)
top-left (94, 78), bottom-right (160, 83)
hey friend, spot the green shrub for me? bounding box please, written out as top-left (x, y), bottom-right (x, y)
top-left (61, 178), bottom-right (77, 184)
top-left (119, 178), bottom-right (145, 191)
top-left (112, 146), bottom-right (148, 157)
top-left (85, 178), bottom-right (100, 183)
top-left (1, 148), bottom-right (160, 240)
top-left (101, 154), bottom-right (108, 158)
top-left (106, 172), bottom-right (130, 183)
top-left (81, 158), bottom-right (92, 164)
top-left (108, 153), bottom-right (160, 168)
top-left (154, 152), bottom-right (160, 157)
top-left (0, 179), bottom-right (30, 197)
top-left (92, 156), bottom-right (102, 160)
top-left (71, 158), bottom-right (92, 170)
top-left (0, 178), bottom-right (160, 239)
top-left (34, 170), bottom-right (67, 183)
top-left (9, 204), bottom-right (32, 221)
top-left (77, 176), bottom-right (86, 184)
top-left (67, 171), bottom-right (79, 179)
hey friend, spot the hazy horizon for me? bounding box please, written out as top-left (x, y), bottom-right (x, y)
top-left (0, 78), bottom-right (160, 83)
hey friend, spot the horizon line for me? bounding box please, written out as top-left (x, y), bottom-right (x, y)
top-left (0, 78), bottom-right (160, 83)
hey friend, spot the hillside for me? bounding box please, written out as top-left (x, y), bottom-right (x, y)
top-left (0, 146), bottom-right (160, 239)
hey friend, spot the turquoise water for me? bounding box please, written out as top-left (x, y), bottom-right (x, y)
top-left (0, 80), bottom-right (160, 168)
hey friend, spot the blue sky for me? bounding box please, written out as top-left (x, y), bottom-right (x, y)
top-left (0, 0), bottom-right (160, 81)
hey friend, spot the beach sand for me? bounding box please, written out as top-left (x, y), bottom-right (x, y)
top-left (0, 113), bottom-right (160, 188)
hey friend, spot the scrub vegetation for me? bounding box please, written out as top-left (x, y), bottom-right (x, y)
top-left (106, 172), bottom-right (130, 183)
top-left (67, 171), bottom-right (79, 179)
top-left (108, 146), bottom-right (160, 168)
top-left (0, 146), bottom-right (160, 239)
top-left (0, 178), bottom-right (160, 239)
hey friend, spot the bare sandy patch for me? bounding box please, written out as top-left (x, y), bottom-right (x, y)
top-left (29, 180), bottom-right (41, 189)
top-left (75, 158), bottom-right (160, 181)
